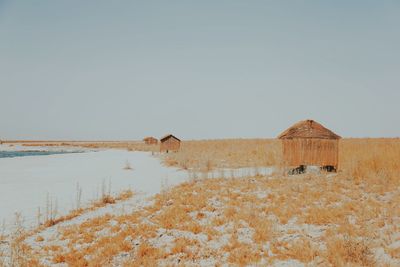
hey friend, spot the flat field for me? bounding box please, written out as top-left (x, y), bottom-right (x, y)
top-left (1, 138), bottom-right (399, 266)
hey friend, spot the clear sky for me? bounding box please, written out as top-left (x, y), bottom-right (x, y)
top-left (0, 1), bottom-right (399, 140)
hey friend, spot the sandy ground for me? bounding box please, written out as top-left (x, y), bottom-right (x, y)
top-left (0, 145), bottom-right (187, 231)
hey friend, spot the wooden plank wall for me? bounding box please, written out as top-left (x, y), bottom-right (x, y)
top-left (160, 137), bottom-right (180, 152)
top-left (144, 138), bottom-right (158, 145)
top-left (282, 139), bottom-right (339, 169)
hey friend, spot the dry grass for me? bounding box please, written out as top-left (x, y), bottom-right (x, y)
top-left (38, 189), bottom-right (133, 229)
top-left (325, 234), bottom-right (375, 267)
top-left (0, 214), bottom-right (41, 267)
top-left (0, 189), bottom-right (134, 266)
top-left (21, 168), bottom-right (400, 265)
top-left (123, 160), bottom-right (133, 170)
top-left (340, 138), bottom-right (400, 185)
top-left (162, 139), bottom-right (282, 170)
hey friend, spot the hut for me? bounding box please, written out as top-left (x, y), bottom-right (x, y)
top-left (160, 134), bottom-right (181, 153)
top-left (278, 120), bottom-right (341, 172)
top-left (143, 137), bottom-right (158, 145)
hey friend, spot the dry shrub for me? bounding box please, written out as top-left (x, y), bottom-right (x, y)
top-left (1, 214), bottom-right (40, 267)
top-left (153, 205), bottom-right (191, 230)
top-left (304, 206), bottom-right (348, 225)
top-left (124, 161), bottom-right (133, 170)
top-left (225, 235), bottom-right (261, 265)
top-left (35, 236), bottom-right (44, 242)
top-left (253, 219), bottom-right (273, 244)
top-left (272, 238), bottom-right (319, 263)
top-left (117, 190), bottom-right (134, 201)
top-left (388, 247), bottom-right (400, 259)
top-left (182, 222), bottom-right (202, 234)
top-left (59, 248), bottom-right (88, 266)
top-left (38, 189), bottom-right (132, 230)
top-left (224, 206), bottom-right (237, 219)
top-left (125, 242), bottom-right (162, 267)
top-left (53, 253), bottom-right (65, 264)
top-left (340, 138), bottom-right (400, 187)
top-left (325, 235), bottom-right (375, 267)
top-left (171, 237), bottom-right (198, 258)
top-left (100, 195), bottom-right (116, 205)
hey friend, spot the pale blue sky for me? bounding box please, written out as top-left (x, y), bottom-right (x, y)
top-left (0, 1), bottom-right (399, 140)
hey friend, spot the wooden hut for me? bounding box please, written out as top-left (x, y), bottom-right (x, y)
top-left (278, 120), bottom-right (341, 172)
top-left (143, 137), bottom-right (158, 145)
top-left (160, 134), bottom-right (181, 153)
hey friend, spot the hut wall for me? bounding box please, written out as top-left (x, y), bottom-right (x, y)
top-left (282, 138), bottom-right (339, 169)
top-left (151, 139), bottom-right (158, 145)
top-left (144, 138), bottom-right (158, 145)
top-left (160, 137), bottom-right (180, 152)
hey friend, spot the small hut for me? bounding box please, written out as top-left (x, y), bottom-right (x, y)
top-left (160, 134), bottom-right (181, 153)
top-left (278, 120), bottom-right (341, 172)
top-left (143, 137), bottom-right (158, 145)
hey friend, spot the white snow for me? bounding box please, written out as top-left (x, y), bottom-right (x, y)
top-left (273, 259), bottom-right (304, 267)
top-left (0, 144), bottom-right (275, 234)
top-left (0, 147), bottom-right (187, 230)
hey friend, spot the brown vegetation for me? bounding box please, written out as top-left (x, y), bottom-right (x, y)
top-left (162, 139), bottom-right (281, 170)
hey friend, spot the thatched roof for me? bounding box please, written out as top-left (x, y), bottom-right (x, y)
top-left (160, 134), bottom-right (181, 142)
top-left (143, 136), bottom-right (157, 141)
top-left (278, 120), bottom-right (341, 140)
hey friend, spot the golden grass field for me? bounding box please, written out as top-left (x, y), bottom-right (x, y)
top-left (1, 138), bottom-right (400, 266)
top-left (20, 138), bottom-right (398, 178)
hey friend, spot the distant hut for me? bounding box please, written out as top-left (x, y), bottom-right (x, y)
top-left (278, 120), bottom-right (341, 172)
top-left (143, 137), bottom-right (158, 145)
top-left (160, 134), bottom-right (181, 153)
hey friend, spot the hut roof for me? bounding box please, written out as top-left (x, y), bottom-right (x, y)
top-left (160, 134), bottom-right (181, 142)
top-left (143, 136), bottom-right (157, 141)
top-left (278, 120), bottom-right (341, 140)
